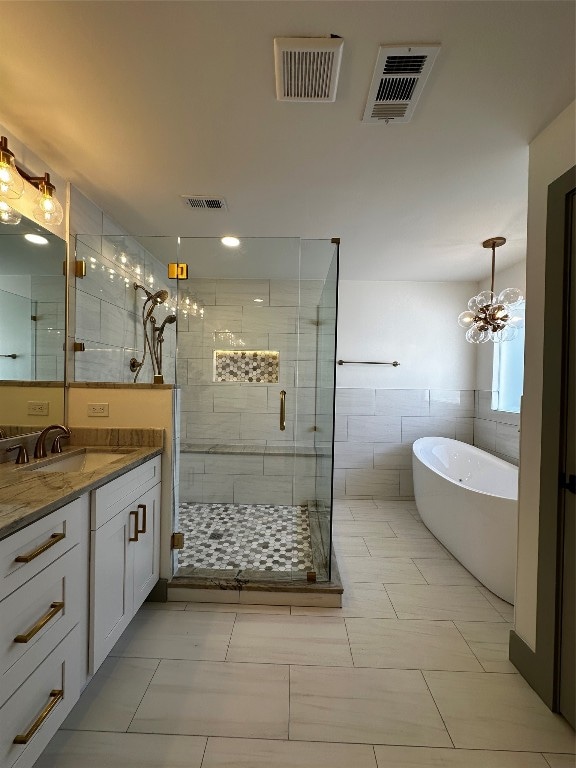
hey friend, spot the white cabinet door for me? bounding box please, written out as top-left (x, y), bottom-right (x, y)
top-left (90, 509), bottom-right (134, 673)
top-left (132, 484), bottom-right (161, 613)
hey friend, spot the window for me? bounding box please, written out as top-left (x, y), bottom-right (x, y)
top-left (492, 302), bottom-right (525, 413)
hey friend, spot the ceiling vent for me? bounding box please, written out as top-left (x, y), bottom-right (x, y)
top-left (181, 195), bottom-right (228, 211)
top-left (362, 44), bottom-right (440, 124)
top-left (274, 37), bottom-right (344, 102)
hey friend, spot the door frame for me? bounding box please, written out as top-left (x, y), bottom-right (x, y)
top-left (509, 165), bottom-right (576, 710)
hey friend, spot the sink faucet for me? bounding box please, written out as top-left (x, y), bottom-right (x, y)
top-left (33, 425), bottom-right (71, 459)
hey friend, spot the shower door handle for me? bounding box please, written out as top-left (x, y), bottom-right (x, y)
top-left (279, 390), bottom-right (286, 431)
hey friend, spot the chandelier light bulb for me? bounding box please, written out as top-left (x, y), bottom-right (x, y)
top-left (476, 290), bottom-right (494, 308)
top-left (498, 287), bottom-right (524, 307)
top-left (0, 137), bottom-right (24, 200)
top-left (458, 311), bottom-right (476, 328)
top-left (0, 199), bottom-right (22, 225)
top-left (32, 175), bottom-right (64, 226)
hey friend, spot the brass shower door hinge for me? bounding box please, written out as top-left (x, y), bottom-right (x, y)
top-left (171, 532), bottom-right (185, 550)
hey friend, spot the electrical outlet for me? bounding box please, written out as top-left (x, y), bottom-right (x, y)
top-left (87, 403), bottom-right (109, 417)
top-left (27, 401), bottom-right (49, 416)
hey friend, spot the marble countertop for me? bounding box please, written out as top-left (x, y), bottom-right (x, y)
top-left (0, 445), bottom-right (162, 541)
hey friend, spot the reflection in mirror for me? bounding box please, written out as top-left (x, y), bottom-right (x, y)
top-left (0, 214), bottom-right (66, 437)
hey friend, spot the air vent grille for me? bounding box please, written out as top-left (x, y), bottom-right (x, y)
top-left (362, 45), bottom-right (440, 124)
top-left (383, 55), bottom-right (427, 75)
top-left (181, 196), bottom-right (228, 211)
top-left (274, 37), bottom-right (344, 102)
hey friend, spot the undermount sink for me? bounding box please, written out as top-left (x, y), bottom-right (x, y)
top-left (25, 449), bottom-right (137, 474)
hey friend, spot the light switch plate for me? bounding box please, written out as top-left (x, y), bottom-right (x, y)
top-left (27, 401), bottom-right (49, 416)
top-left (87, 403), bottom-right (109, 417)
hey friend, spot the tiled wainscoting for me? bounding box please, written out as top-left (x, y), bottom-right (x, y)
top-left (179, 445), bottom-right (328, 506)
top-left (334, 388), bottom-right (521, 500)
top-left (473, 390), bottom-right (520, 465)
top-left (334, 389), bottom-right (475, 500)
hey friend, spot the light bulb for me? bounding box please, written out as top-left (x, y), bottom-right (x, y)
top-left (221, 236), bottom-right (240, 248)
top-left (33, 189), bottom-right (63, 226)
top-left (0, 199), bottom-right (21, 225)
top-left (498, 287), bottom-right (524, 307)
top-left (0, 138), bottom-right (24, 200)
top-left (458, 310), bottom-right (476, 328)
top-left (476, 290), bottom-right (494, 308)
top-left (467, 296), bottom-right (480, 312)
top-left (466, 326), bottom-right (488, 344)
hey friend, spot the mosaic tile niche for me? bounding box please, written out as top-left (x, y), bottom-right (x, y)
top-left (214, 350), bottom-right (279, 383)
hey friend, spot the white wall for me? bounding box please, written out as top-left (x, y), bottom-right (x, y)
top-left (515, 101), bottom-right (576, 649)
top-left (336, 281), bottom-right (478, 390)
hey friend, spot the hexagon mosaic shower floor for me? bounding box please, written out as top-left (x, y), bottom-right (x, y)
top-left (177, 502), bottom-right (314, 575)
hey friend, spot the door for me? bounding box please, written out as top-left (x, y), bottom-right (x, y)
top-left (559, 190), bottom-right (575, 728)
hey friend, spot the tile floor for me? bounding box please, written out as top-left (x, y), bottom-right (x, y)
top-left (177, 502), bottom-right (314, 575)
top-left (38, 498), bottom-right (575, 768)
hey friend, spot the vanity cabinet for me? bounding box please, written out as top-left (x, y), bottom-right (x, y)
top-left (90, 456), bottom-right (161, 673)
top-left (0, 496), bottom-right (89, 768)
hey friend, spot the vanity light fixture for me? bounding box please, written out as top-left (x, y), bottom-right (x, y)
top-left (221, 236), bottom-right (240, 248)
top-left (0, 136), bottom-right (24, 200)
top-left (24, 233), bottom-right (49, 245)
top-left (458, 237), bottom-right (524, 343)
top-left (28, 173), bottom-right (64, 226)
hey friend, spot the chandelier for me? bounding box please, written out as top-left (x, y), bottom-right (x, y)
top-left (458, 236), bottom-right (524, 344)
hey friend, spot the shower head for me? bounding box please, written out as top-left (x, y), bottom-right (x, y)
top-left (134, 283), bottom-right (169, 305)
top-left (157, 314), bottom-right (177, 335)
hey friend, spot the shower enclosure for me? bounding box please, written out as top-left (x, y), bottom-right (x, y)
top-left (174, 237), bottom-right (339, 584)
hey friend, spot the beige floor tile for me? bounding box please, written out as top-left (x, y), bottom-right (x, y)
top-left (477, 586), bottom-right (515, 620)
top-left (543, 755), bottom-right (576, 767)
top-left (339, 556), bottom-right (427, 585)
top-left (129, 659), bottom-right (289, 739)
top-left (373, 745), bottom-right (550, 767)
top-left (455, 622), bottom-right (518, 673)
top-left (333, 509), bottom-right (355, 521)
top-left (289, 665), bottom-right (452, 746)
top-left (388, 520), bottom-right (435, 538)
top-left (335, 521), bottom-right (396, 537)
top-left (184, 601), bottom-right (290, 614)
top-left (413, 559), bottom-right (480, 586)
top-left (291, 583), bottom-right (397, 618)
top-left (110, 607), bottom-right (235, 661)
top-left (386, 585), bottom-right (505, 621)
top-left (333, 535), bottom-right (371, 557)
top-left (36, 731), bottom-right (207, 768)
top-left (366, 537), bottom-right (451, 559)
top-left (226, 614), bottom-right (353, 666)
top-left (373, 500), bottom-right (418, 511)
top-left (202, 737), bottom-right (378, 767)
top-left (351, 508), bottom-right (417, 522)
top-left (424, 671), bottom-right (576, 752)
top-left (347, 618), bottom-right (483, 671)
top-left (141, 601), bottom-right (186, 610)
top-left (62, 657), bottom-right (159, 732)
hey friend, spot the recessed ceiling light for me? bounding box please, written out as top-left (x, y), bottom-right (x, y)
top-left (221, 236), bottom-right (240, 248)
top-left (24, 233), bottom-right (48, 245)
top-left (253, 298), bottom-right (264, 303)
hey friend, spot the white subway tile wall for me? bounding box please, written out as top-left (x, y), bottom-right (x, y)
top-left (334, 387), bottom-right (520, 500)
top-left (70, 188), bottom-right (176, 383)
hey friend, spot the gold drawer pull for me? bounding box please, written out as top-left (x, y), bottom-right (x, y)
top-left (15, 532), bottom-right (65, 564)
top-left (13, 689), bottom-right (63, 744)
top-left (137, 503), bottom-right (147, 535)
top-left (14, 602), bottom-right (64, 644)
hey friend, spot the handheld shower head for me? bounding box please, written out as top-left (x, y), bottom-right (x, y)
top-left (157, 314), bottom-right (177, 335)
top-left (134, 283), bottom-right (169, 305)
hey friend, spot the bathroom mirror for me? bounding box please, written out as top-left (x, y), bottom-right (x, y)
top-left (0, 214), bottom-right (66, 437)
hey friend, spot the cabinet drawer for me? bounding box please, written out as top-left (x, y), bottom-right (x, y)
top-left (0, 628), bottom-right (80, 768)
top-left (0, 546), bottom-right (80, 704)
top-left (91, 456), bottom-right (161, 530)
top-left (0, 498), bottom-right (86, 602)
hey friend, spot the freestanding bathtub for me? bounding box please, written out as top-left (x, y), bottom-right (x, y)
top-left (412, 436), bottom-right (518, 604)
